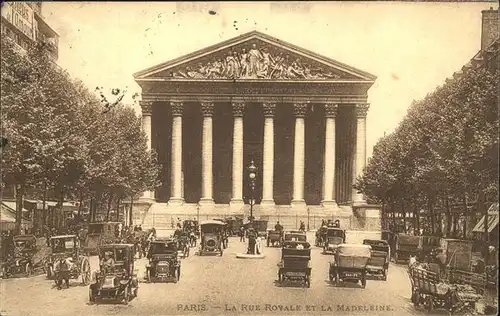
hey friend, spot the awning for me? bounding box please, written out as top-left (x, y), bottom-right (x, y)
top-left (472, 203), bottom-right (499, 233)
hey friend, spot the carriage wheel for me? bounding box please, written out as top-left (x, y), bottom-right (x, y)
top-left (426, 296), bottom-right (433, 312)
top-left (81, 258), bottom-right (91, 285)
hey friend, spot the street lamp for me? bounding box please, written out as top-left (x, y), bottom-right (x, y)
top-left (247, 160), bottom-right (258, 223)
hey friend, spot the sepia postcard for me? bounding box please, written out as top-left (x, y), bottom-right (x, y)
top-left (0, 1), bottom-right (498, 316)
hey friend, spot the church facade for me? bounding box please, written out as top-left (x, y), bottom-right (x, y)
top-left (134, 31), bottom-right (379, 229)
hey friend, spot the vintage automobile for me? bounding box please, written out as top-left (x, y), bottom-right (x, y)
top-left (89, 244), bottom-right (138, 305)
top-left (84, 222), bottom-right (121, 255)
top-left (393, 233), bottom-right (420, 263)
top-left (283, 231), bottom-right (307, 243)
top-left (1, 235), bottom-right (36, 278)
top-left (323, 228), bottom-right (346, 254)
top-left (315, 226), bottom-right (328, 247)
top-left (46, 235), bottom-right (91, 285)
top-left (253, 219), bottom-right (269, 238)
top-left (145, 239), bottom-right (181, 283)
top-left (363, 239), bottom-right (390, 281)
top-left (329, 244), bottom-right (371, 288)
top-left (267, 230), bottom-right (284, 247)
top-left (277, 241), bottom-right (311, 288)
top-left (199, 220), bottom-right (225, 256)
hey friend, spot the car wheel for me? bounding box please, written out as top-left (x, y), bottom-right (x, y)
top-left (361, 275), bottom-right (366, 288)
top-left (146, 269), bottom-right (152, 283)
top-left (47, 265), bottom-right (53, 279)
top-left (177, 267), bottom-right (181, 281)
top-left (383, 268), bottom-right (388, 281)
top-left (26, 263), bottom-right (32, 277)
top-left (394, 252), bottom-right (399, 263)
top-left (335, 272), bottom-right (340, 286)
top-left (122, 287), bottom-right (129, 305)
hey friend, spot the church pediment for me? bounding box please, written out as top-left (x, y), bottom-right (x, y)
top-left (134, 31), bottom-right (376, 82)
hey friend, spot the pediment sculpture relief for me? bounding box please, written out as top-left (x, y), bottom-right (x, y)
top-left (170, 43), bottom-right (342, 80)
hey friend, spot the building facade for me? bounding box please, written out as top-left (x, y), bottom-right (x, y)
top-left (1, 2), bottom-right (59, 60)
top-left (134, 31), bottom-right (379, 229)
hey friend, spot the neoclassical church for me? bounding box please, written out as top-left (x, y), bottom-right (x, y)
top-left (134, 31), bottom-right (379, 230)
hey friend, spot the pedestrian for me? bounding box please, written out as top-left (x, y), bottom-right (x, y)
top-left (240, 226), bottom-right (246, 242)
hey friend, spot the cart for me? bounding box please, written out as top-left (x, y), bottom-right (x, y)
top-left (277, 241), bottom-right (311, 288)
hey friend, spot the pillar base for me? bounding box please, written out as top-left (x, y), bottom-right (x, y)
top-left (260, 199), bottom-right (276, 207)
top-left (167, 197), bottom-right (184, 207)
top-left (352, 194), bottom-right (366, 206)
top-left (291, 199), bottom-right (306, 208)
top-left (229, 198), bottom-right (244, 206)
top-left (321, 200), bottom-right (338, 209)
top-left (198, 198), bottom-right (215, 206)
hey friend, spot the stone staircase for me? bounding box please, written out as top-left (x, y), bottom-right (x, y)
top-left (139, 202), bottom-right (360, 232)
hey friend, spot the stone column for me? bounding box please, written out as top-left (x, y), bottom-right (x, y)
top-left (230, 102), bottom-right (245, 207)
top-left (291, 103), bottom-right (307, 207)
top-left (139, 101), bottom-right (155, 202)
top-left (168, 101), bottom-right (184, 206)
top-left (322, 103), bottom-right (338, 208)
top-left (352, 103), bottom-right (369, 205)
top-left (200, 102), bottom-right (215, 206)
top-left (261, 102), bottom-right (276, 206)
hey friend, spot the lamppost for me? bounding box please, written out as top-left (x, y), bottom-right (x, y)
top-left (247, 160), bottom-right (258, 224)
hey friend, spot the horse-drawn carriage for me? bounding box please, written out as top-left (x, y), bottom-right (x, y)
top-left (1, 235), bottom-right (37, 278)
top-left (45, 235), bottom-right (91, 285)
top-left (393, 233), bottom-right (420, 263)
top-left (253, 220), bottom-right (269, 238)
top-left (315, 226), bottom-right (328, 247)
top-left (146, 239), bottom-right (181, 283)
top-left (323, 228), bottom-right (346, 255)
top-left (199, 220), bottom-right (225, 256)
top-left (409, 267), bottom-right (482, 314)
top-left (329, 244), bottom-right (371, 288)
top-left (277, 241), bottom-right (311, 288)
top-left (89, 244), bottom-right (139, 305)
top-left (363, 239), bottom-right (390, 281)
top-left (224, 216), bottom-right (243, 236)
top-left (267, 230), bottom-right (283, 247)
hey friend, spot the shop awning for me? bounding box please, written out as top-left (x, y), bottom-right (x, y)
top-left (472, 203), bottom-right (499, 233)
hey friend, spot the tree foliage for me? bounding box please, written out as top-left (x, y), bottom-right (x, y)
top-left (355, 62), bottom-right (498, 236)
top-left (1, 34), bottom-right (160, 232)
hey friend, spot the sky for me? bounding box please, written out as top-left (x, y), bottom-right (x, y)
top-left (42, 1), bottom-right (497, 158)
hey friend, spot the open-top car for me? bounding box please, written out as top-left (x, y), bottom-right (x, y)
top-left (363, 239), bottom-right (390, 281)
top-left (146, 239), bottom-right (181, 283)
top-left (46, 235), bottom-right (91, 285)
top-left (283, 231), bottom-right (307, 243)
top-left (1, 235), bottom-right (37, 278)
top-left (277, 241), bottom-right (312, 288)
top-left (89, 244), bottom-right (138, 305)
top-left (323, 228), bottom-right (346, 254)
top-left (329, 244), bottom-right (371, 288)
top-left (199, 220), bottom-right (225, 256)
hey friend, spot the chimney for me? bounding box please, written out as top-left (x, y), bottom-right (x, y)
top-left (481, 7), bottom-right (499, 51)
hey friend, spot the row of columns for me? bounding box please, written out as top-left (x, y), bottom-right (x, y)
top-left (140, 100), bottom-right (369, 207)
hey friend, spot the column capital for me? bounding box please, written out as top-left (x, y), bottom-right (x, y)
top-left (201, 102), bottom-right (215, 117)
top-left (231, 102), bottom-right (245, 117)
top-left (170, 101), bottom-right (183, 116)
top-left (293, 103), bottom-right (308, 118)
top-left (355, 103), bottom-right (370, 118)
top-left (262, 102), bottom-right (276, 118)
top-left (140, 101), bottom-right (152, 115)
top-left (324, 103), bottom-right (338, 118)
